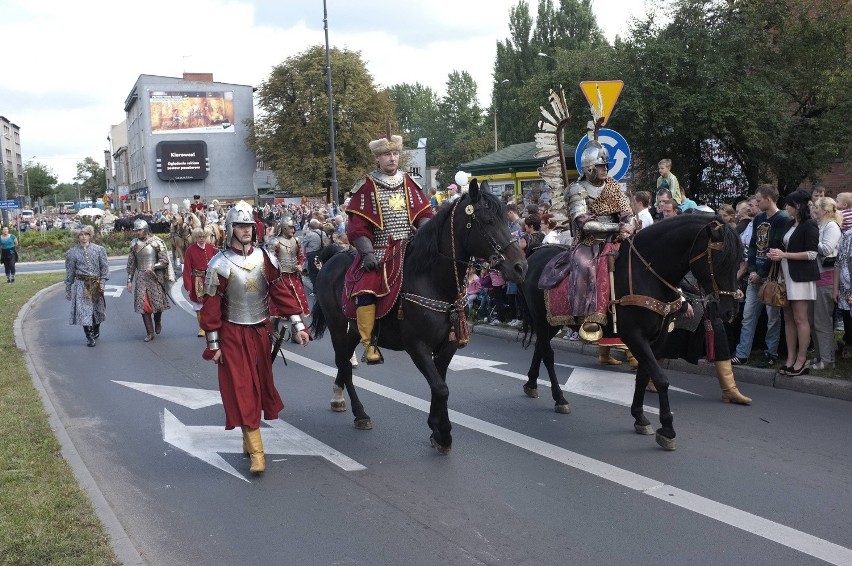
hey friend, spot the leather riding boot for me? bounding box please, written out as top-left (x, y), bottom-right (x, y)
top-left (154, 312), bottom-right (162, 334)
top-left (241, 426), bottom-right (265, 474)
top-left (597, 346), bottom-right (622, 365)
top-left (84, 326), bottom-right (96, 347)
top-left (356, 304), bottom-right (383, 364)
top-left (715, 360), bottom-right (751, 405)
top-left (92, 324), bottom-right (100, 340)
top-left (196, 312), bottom-right (205, 337)
top-left (142, 314), bottom-right (155, 342)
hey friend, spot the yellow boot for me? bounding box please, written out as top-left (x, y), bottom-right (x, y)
top-left (356, 304), bottom-right (383, 364)
top-left (715, 360), bottom-right (751, 405)
top-left (597, 345), bottom-right (622, 365)
top-left (242, 426), bottom-right (265, 473)
top-left (196, 312), bottom-right (205, 337)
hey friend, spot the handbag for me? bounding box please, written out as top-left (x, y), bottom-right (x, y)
top-left (757, 262), bottom-right (787, 307)
top-left (820, 255), bottom-right (836, 268)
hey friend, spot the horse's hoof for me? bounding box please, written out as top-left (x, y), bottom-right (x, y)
top-left (523, 384), bottom-right (539, 398)
top-left (655, 431), bottom-right (677, 450)
top-left (634, 423), bottom-right (654, 435)
top-left (430, 435), bottom-right (452, 455)
top-left (330, 400), bottom-right (347, 412)
top-left (354, 418), bottom-right (373, 430)
top-left (554, 403), bottom-right (571, 414)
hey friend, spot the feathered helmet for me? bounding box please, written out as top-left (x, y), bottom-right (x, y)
top-left (369, 133), bottom-right (403, 156)
top-left (224, 201), bottom-right (256, 247)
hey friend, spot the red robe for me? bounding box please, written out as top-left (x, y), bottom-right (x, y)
top-left (182, 242), bottom-right (218, 304)
top-left (344, 173), bottom-right (432, 312)
top-left (200, 247), bottom-right (304, 430)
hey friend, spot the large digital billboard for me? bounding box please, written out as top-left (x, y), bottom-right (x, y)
top-left (150, 91), bottom-right (235, 134)
top-left (155, 141), bottom-right (209, 181)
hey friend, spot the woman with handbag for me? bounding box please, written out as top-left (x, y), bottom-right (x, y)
top-left (767, 190), bottom-right (819, 376)
top-left (810, 197), bottom-right (842, 369)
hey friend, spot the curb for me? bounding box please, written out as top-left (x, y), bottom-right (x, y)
top-left (472, 323), bottom-right (852, 403)
top-left (15, 283), bottom-right (146, 565)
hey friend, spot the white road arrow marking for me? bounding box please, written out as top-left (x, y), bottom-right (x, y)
top-left (162, 409), bottom-right (366, 482)
top-left (113, 381), bottom-right (222, 409)
top-left (102, 284), bottom-right (125, 298)
top-left (170, 280), bottom-right (195, 314)
top-left (450, 355), bottom-right (667, 414)
top-left (554, 362), bottom-right (701, 396)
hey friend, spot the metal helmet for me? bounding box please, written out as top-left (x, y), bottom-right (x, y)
top-left (273, 215), bottom-right (296, 237)
top-left (224, 201), bottom-right (256, 247)
top-left (132, 218), bottom-right (150, 232)
top-left (580, 140), bottom-right (609, 178)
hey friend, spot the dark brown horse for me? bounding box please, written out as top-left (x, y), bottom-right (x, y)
top-left (520, 214), bottom-right (743, 450)
top-left (310, 180), bottom-right (527, 453)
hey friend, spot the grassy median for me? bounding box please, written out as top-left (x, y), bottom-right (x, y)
top-left (0, 274), bottom-right (119, 566)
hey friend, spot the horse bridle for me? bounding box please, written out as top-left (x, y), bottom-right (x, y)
top-left (686, 220), bottom-right (743, 303)
top-left (615, 220), bottom-right (740, 322)
top-left (455, 199), bottom-right (520, 269)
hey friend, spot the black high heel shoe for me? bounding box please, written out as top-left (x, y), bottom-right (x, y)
top-left (786, 362), bottom-right (810, 376)
top-left (779, 365), bottom-right (791, 375)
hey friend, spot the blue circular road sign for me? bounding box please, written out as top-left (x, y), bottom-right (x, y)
top-left (574, 128), bottom-right (631, 181)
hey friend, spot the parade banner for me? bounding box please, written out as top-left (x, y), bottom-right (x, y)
top-left (150, 91), bottom-right (235, 134)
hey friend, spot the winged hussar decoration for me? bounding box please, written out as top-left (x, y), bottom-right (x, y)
top-left (534, 88), bottom-right (572, 236)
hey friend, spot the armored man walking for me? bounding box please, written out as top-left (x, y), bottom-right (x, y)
top-left (200, 201), bottom-right (310, 475)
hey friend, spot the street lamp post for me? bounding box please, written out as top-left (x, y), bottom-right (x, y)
top-left (322, 0), bottom-right (340, 216)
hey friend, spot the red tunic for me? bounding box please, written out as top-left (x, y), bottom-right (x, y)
top-left (344, 173), bottom-right (432, 307)
top-left (182, 242), bottom-right (218, 304)
top-left (200, 247), bottom-right (304, 430)
top-left (190, 202), bottom-right (206, 214)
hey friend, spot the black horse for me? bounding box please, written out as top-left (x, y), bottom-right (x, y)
top-left (310, 180), bottom-right (527, 453)
top-left (520, 214), bottom-right (743, 450)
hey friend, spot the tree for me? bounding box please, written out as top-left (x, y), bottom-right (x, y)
top-left (24, 161), bottom-right (58, 202)
top-left (429, 71), bottom-right (492, 187)
top-left (74, 157), bottom-right (106, 201)
top-left (614, 0), bottom-right (852, 199)
top-left (248, 46), bottom-right (398, 196)
top-left (388, 83), bottom-right (440, 148)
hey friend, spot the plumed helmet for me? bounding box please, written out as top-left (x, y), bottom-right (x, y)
top-left (580, 140), bottom-right (609, 177)
top-left (224, 201), bottom-right (256, 247)
top-left (132, 218), bottom-right (149, 232)
top-left (273, 214), bottom-right (295, 237)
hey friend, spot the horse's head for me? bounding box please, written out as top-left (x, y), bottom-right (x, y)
top-left (457, 179), bottom-right (527, 283)
top-left (687, 218), bottom-right (744, 323)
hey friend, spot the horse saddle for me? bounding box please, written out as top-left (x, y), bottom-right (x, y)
top-left (538, 248), bottom-right (573, 289)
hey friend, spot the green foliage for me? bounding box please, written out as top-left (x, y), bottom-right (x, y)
top-left (24, 161), bottom-right (58, 202)
top-left (0, 273), bottom-right (119, 565)
top-left (74, 157), bottom-right (106, 201)
top-left (388, 83), bottom-right (440, 147)
top-left (250, 46), bottom-right (398, 197)
top-left (17, 229), bottom-right (133, 262)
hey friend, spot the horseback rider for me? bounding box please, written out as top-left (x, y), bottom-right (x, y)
top-left (126, 218), bottom-right (173, 341)
top-left (200, 201), bottom-right (310, 475)
top-left (345, 132), bottom-right (433, 363)
top-left (564, 140), bottom-right (635, 342)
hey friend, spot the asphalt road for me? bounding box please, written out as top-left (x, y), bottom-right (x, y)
top-left (18, 273), bottom-right (852, 566)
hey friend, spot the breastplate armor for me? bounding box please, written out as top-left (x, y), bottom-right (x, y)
top-left (270, 236), bottom-right (300, 273)
top-left (372, 177), bottom-right (413, 261)
top-left (207, 248), bottom-right (270, 324)
top-left (132, 239), bottom-right (158, 270)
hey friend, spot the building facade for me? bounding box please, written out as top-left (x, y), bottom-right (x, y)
top-left (123, 73), bottom-right (256, 212)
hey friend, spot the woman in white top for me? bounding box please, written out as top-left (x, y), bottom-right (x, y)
top-left (810, 197), bottom-right (842, 369)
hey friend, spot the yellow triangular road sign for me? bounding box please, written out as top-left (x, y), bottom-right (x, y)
top-left (579, 80), bottom-right (624, 126)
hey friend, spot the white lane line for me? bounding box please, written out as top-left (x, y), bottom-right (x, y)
top-left (283, 349), bottom-right (852, 565)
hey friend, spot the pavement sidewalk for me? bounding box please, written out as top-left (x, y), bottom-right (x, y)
top-left (473, 323), bottom-right (852, 403)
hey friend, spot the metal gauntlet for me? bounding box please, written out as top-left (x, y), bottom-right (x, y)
top-left (206, 330), bottom-right (220, 350)
top-left (289, 314), bottom-right (306, 333)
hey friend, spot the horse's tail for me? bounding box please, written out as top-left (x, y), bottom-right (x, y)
top-left (309, 298), bottom-right (328, 339)
top-left (519, 287), bottom-right (534, 349)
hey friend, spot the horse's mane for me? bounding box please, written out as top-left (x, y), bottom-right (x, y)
top-left (406, 191), bottom-right (507, 275)
top-left (636, 214), bottom-right (742, 274)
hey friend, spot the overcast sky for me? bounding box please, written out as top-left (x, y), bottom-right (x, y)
top-left (1, 0), bottom-right (646, 184)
